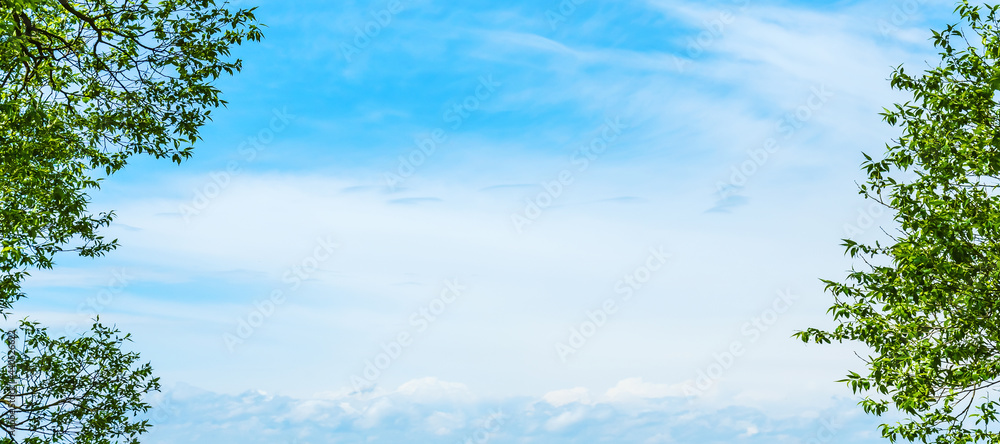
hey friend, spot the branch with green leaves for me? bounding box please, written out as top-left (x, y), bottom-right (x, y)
top-left (0, 320), bottom-right (160, 444)
top-left (0, 0), bottom-right (262, 309)
top-left (795, 2), bottom-right (1000, 442)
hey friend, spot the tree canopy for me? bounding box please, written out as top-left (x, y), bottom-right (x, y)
top-left (0, 0), bottom-right (261, 442)
top-left (0, 0), bottom-right (262, 309)
top-left (796, 1), bottom-right (1000, 442)
top-left (0, 321), bottom-right (159, 444)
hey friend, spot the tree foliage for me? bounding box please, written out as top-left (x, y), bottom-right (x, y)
top-left (0, 0), bottom-right (262, 442)
top-left (795, 2), bottom-right (1000, 442)
top-left (0, 321), bottom-right (159, 444)
top-left (0, 0), bottom-right (262, 309)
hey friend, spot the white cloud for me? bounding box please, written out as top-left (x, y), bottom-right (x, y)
top-left (396, 377), bottom-right (474, 404)
top-left (138, 380), bottom-right (899, 444)
top-left (604, 377), bottom-right (687, 401)
top-left (544, 408), bottom-right (588, 431)
top-left (542, 387), bottom-right (592, 407)
top-left (19, 165), bottom-right (878, 407)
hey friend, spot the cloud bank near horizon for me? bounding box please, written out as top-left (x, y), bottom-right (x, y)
top-left (143, 377), bottom-right (891, 444)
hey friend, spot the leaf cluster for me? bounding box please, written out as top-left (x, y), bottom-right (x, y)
top-left (0, 0), bottom-right (262, 308)
top-left (795, 2), bottom-right (1000, 442)
top-left (0, 321), bottom-right (160, 444)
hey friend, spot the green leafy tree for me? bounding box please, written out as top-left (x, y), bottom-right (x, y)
top-left (0, 0), bottom-right (262, 441)
top-left (0, 321), bottom-right (159, 444)
top-left (0, 0), bottom-right (262, 308)
top-left (795, 1), bottom-right (1000, 442)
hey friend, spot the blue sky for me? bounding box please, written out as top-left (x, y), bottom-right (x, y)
top-left (7, 0), bottom-right (969, 442)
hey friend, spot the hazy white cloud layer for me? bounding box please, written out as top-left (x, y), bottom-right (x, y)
top-left (8, 0), bottom-right (967, 441)
top-left (142, 378), bottom-right (893, 444)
